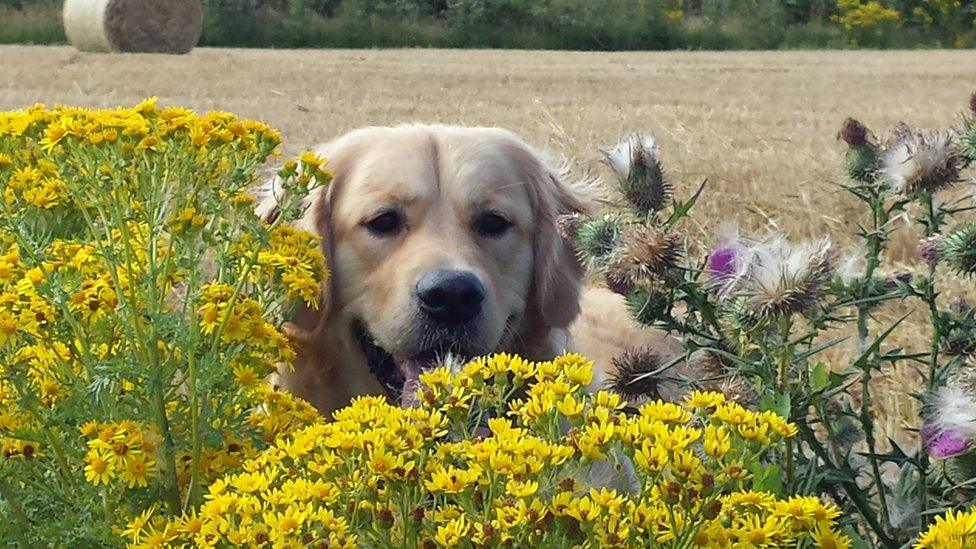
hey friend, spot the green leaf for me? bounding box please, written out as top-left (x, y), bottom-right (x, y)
top-left (665, 178), bottom-right (706, 227)
top-left (810, 362), bottom-right (829, 391)
top-left (842, 526), bottom-right (870, 549)
top-left (760, 392), bottom-right (792, 419)
top-left (749, 463), bottom-right (783, 496)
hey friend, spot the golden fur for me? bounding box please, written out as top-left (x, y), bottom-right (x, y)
top-left (258, 124), bottom-right (672, 414)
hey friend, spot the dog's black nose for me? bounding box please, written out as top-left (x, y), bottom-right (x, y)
top-left (417, 269), bottom-right (485, 326)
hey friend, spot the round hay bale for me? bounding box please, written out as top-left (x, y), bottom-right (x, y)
top-left (63, 0), bottom-right (203, 54)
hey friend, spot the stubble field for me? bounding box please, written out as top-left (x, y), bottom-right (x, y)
top-left (2, 45), bottom-right (975, 440)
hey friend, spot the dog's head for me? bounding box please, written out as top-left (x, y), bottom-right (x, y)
top-left (260, 125), bottom-right (585, 406)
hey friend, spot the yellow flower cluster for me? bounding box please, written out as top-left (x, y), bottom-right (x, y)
top-left (139, 353), bottom-right (849, 548)
top-left (834, 0), bottom-right (900, 30)
top-left (0, 100), bottom-right (331, 544)
top-left (916, 507), bottom-right (976, 548)
top-left (82, 420), bottom-right (161, 488)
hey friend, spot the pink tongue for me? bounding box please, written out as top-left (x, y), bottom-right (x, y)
top-left (398, 359), bottom-right (424, 408)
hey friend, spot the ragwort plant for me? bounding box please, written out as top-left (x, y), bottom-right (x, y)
top-left (0, 99), bottom-right (329, 544)
top-left (150, 353), bottom-right (850, 548)
top-left (572, 96), bottom-right (976, 547)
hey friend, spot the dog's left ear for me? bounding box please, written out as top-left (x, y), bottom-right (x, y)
top-left (528, 162), bottom-right (586, 330)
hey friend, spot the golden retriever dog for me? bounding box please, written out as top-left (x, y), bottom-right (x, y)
top-left (257, 124), bottom-right (675, 414)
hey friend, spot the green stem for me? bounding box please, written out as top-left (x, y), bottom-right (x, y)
top-left (855, 195), bottom-right (891, 530)
top-left (777, 315), bottom-right (795, 492)
top-left (0, 477), bottom-right (32, 547)
top-left (798, 423), bottom-right (898, 548)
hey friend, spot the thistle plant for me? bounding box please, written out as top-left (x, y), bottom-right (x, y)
top-left (574, 95), bottom-right (976, 547)
top-left (0, 100), bottom-right (329, 544)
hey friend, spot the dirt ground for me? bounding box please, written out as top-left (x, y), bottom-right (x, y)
top-left (3, 45), bottom-right (976, 438)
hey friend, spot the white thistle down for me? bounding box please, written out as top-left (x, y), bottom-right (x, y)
top-left (836, 245), bottom-right (866, 284)
top-left (929, 384), bottom-right (976, 441)
top-left (880, 129), bottom-right (961, 195)
top-left (741, 237), bottom-right (834, 318)
top-left (601, 134), bottom-right (659, 180)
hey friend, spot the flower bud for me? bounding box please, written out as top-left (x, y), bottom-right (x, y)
top-left (574, 215), bottom-right (621, 267)
top-left (625, 285), bottom-right (670, 326)
top-left (602, 134), bottom-right (671, 214)
top-left (942, 223), bottom-right (976, 275)
top-left (839, 117), bottom-right (869, 147)
top-left (556, 213), bottom-right (583, 240)
top-left (917, 235), bottom-right (944, 264)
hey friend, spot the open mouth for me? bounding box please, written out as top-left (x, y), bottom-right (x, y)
top-left (352, 319), bottom-right (467, 407)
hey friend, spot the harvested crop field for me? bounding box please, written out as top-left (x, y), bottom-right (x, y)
top-left (2, 45), bottom-right (975, 439)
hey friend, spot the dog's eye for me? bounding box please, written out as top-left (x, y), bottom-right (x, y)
top-left (473, 212), bottom-right (512, 238)
top-left (365, 210), bottom-right (403, 236)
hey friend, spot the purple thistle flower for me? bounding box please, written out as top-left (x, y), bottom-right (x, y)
top-left (929, 428), bottom-right (969, 460)
top-left (707, 246), bottom-right (738, 278)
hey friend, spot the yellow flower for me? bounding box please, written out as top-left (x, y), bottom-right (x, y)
top-left (84, 450), bottom-right (115, 485)
top-left (812, 525), bottom-right (852, 548)
top-left (122, 453), bottom-right (155, 488)
top-left (735, 514), bottom-right (787, 545)
top-left (684, 390), bottom-right (726, 409)
top-left (433, 515), bottom-right (469, 547)
top-left (505, 479), bottom-right (539, 498)
top-left (425, 464), bottom-right (482, 494)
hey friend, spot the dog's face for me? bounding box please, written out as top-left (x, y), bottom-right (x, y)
top-left (266, 125), bottom-right (584, 407)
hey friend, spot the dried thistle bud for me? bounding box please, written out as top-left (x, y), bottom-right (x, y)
top-left (839, 117), bottom-right (870, 146)
top-left (603, 270), bottom-right (633, 296)
top-left (880, 128), bottom-right (962, 196)
top-left (601, 134), bottom-right (671, 213)
top-left (574, 215), bottom-right (621, 267)
top-left (605, 224), bottom-right (680, 286)
top-left (556, 213), bottom-right (583, 240)
top-left (950, 297), bottom-right (971, 316)
top-left (741, 237), bottom-right (834, 319)
top-left (941, 223), bottom-right (976, 275)
top-left (887, 270), bottom-right (913, 287)
top-left (607, 347), bottom-right (666, 400)
top-left (917, 234), bottom-right (944, 264)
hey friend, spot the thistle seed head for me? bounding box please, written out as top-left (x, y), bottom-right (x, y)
top-left (556, 213), bottom-right (583, 240)
top-left (926, 384), bottom-right (976, 448)
top-left (740, 237), bottom-right (834, 319)
top-left (605, 224), bottom-right (680, 284)
top-left (606, 348), bottom-right (666, 400)
top-left (880, 128), bottom-right (962, 196)
top-left (836, 246), bottom-right (866, 284)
